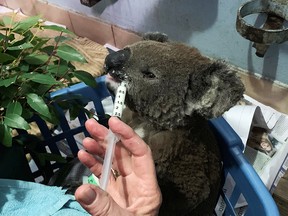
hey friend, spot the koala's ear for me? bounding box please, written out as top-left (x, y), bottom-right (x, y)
top-left (184, 62), bottom-right (245, 119)
top-left (143, 32), bottom-right (169, 43)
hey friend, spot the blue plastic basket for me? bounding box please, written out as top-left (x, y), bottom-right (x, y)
top-left (209, 118), bottom-right (280, 216)
top-left (26, 75), bottom-right (279, 215)
top-left (21, 76), bottom-right (111, 182)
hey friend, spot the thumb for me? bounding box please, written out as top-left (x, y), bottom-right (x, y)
top-left (75, 184), bottom-right (129, 216)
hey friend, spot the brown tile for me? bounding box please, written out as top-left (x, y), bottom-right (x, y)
top-left (69, 11), bottom-right (114, 46)
top-left (5, 0), bottom-right (74, 31)
top-left (239, 72), bottom-right (288, 114)
top-left (32, 1), bottom-right (74, 32)
top-left (5, 0), bottom-right (38, 15)
top-left (0, 0), bottom-right (7, 6)
top-left (112, 25), bottom-right (141, 49)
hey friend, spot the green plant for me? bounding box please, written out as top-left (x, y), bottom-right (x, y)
top-left (0, 14), bottom-right (97, 147)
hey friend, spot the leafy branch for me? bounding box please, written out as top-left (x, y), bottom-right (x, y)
top-left (0, 15), bottom-right (98, 147)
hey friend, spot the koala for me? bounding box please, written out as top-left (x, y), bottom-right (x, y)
top-left (105, 32), bottom-right (245, 216)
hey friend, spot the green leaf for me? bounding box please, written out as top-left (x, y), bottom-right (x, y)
top-left (0, 85), bottom-right (18, 100)
top-left (32, 38), bottom-right (49, 52)
top-left (12, 15), bottom-right (41, 33)
top-left (38, 105), bottom-right (59, 125)
top-left (6, 101), bottom-right (22, 115)
top-left (20, 64), bottom-right (30, 72)
top-left (0, 97), bottom-right (10, 108)
top-left (56, 45), bottom-right (87, 63)
top-left (0, 124), bottom-right (12, 147)
top-left (16, 82), bottom-right (34, 96)
top-left (0, 53), bottom-right (16, 63)
top-left (46, 64), bottom-right (69, 76)
top-left (7, 42), bottom-right (34, 50)
top-left (22, 30), bottom-right (34, 41)
top-left (7, 33), bottom-right (15, 42)
top-left (4, 50), bottom-right (22, 61)
top-left (33, 83), bottom-right (52, 95)
top-left (41, 25), bottom-right (75, 35)
top-left (0, 76), bottom-right (17, 87)
top-left (0, 32), bottom-right (6, 40)
top-left (24, 53), bottom-right (49, 65)
top-left (26, 93), bottom-right (51, 119)
top-left (21, 108), bottom-right (33, 120)
top-left (21, 73), bottom-right (60, 85)
top-left (2, 16), bottom-right (14, 27)
top-left (69, 104), bottom-right (83, 120)
top-left (54, 36), bottom-right (71, 43)
top-left (41, 45), bottom-right (54, 55)
top-left (4, 113), bottom-right (30, 130)
top-left (52, 94), bottom-right (84, 106)
top-left (72, 70), bottom-right (97, 88)
top-left (84, 108), bottom-right (94, 119)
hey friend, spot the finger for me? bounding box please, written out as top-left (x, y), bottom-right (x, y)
top-left (78, 150), bottom-right (119, 187)
top-left (78, 150), bottom-right (103, 177)
top-left (113, 143), bottom-right (133, 176)
top-left (83, 137), bottom-right (105, 157)
top-left (109, 117), bottom-right (149, 157)
top-left (85, 118), bottom-right (133, 176)
top-left (75, 184), bottom-right (130, 216)
top-left (85, 118), bottom-right (109, 142)
top-left (108, 117), bottom-right (157, 178)
top-left (84, 131), bottom-right (132, 176)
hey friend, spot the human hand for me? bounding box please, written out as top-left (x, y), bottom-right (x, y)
top-left (75, 117), bottom-right (162, 216)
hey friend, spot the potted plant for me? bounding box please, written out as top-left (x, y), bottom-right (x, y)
top-left (0, 14), bottom-right (97, 181)
top-left (0, 14), bottom-right (98, 146)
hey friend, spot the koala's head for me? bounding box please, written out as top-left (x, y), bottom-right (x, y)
top-left (105, 33), bottom-right (245, 129)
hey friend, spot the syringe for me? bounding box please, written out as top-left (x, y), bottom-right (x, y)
top-left (99, 82), bottom-right (127, 190)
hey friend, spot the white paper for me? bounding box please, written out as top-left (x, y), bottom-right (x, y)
top-left (223, 94), bottom-right (288, 191)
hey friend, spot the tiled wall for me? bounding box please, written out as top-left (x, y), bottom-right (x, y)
top-left (1, 0), bottom-right (288, 114)
top-left (44, 0), bottom-right (288, 87)
top-left (238, 72), bottom-right (288, 114)
top-left (1, 0), bottom-right (141, 48)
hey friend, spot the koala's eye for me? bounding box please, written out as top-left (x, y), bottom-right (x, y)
top-left (141, 70), bottom-right (156, 79)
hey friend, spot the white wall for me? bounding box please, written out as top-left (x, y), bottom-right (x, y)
top-left (46, 0), bottom-right (288, 85)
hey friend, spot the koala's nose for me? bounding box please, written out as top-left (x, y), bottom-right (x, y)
top-left (104, 49), bottom-right (130, 72)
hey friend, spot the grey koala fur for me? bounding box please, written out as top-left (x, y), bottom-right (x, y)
top-left (105, 33), bottom-right (245, 216)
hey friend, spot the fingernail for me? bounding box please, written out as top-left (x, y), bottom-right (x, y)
top-left (80, 186), bottom-right (96, 205)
